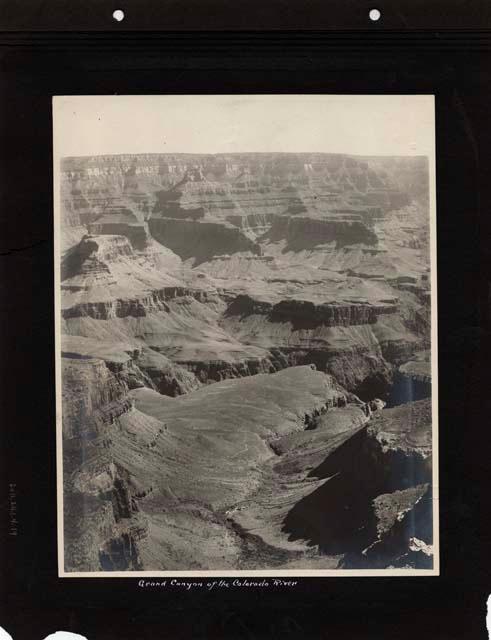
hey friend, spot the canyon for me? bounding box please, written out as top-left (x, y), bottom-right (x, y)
top-left (59, 152), bottom-right (434, 572)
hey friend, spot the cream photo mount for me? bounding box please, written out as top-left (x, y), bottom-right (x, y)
top-left (53, 94), bottom-right (438, 578)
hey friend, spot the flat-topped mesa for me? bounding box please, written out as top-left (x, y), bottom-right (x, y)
top-left (61, 233), bottom-right (217, 318)
top-left (154, 182), bottom-right (299, 232)
top-left (270, 300), bottom-right (397, 329)
top-left (148, 217), bottom-right (261, 265)
top-left (367, 398), bottom-right (432, 463)
top-left (62, 234), bottom-right (132, 281)
top-left (62, 286), bottom-right (217, 320)
top-left (88, 205), bottom-right (148, 250)
top-left (225, 294), bottom-right (397, 328)
top-left (265, 216), bottom-right (378, 250)
top-left (60, 232), bottom-right (184, 294)
top-left (179, 355), bottom-right (275, 384)
top-left (153, 185), bottom-right (206, 220)
top-left (224, 294), bottom-right (274, 317)
top-left (399, 357), bottom-right (432, 384)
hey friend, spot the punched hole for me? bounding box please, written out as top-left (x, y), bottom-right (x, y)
top-left (369, 8), bottom-right (381, 21)
top-left (112, 9), bottom-right (125, 22)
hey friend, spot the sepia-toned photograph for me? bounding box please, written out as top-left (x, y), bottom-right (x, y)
top-left (54, 94), bottom-right (438, 576)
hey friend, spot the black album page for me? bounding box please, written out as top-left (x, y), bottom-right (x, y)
top-left (0, 2), bottom-right (490, 639)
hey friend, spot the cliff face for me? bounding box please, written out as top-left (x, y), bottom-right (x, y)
top-left (60, 151), bottom-right (433, 571)
top-left (61, 359), bottom-right (128, 449)
top-left (62, 356), bottom-right (152, 571)
top-left (61, 335), bottom-right (199, 396)
top-left (270, 299), bottom-right (395, 328)
top-left (149, 218), bottom-right (261, 265)
top-left (61, 153), bottom-right (425, 251)
top-left (62, 364), bottom-right (350, 570)
top-left (225, 294), bottom-right (397, 326)
top-left (61, 234), bottom-right (183, 304)
top-left (264, 216), bottom-right (378, 250)
top-left (61, 152), bottom-right (425, 205)
top-left (221, 295), bottom-right (411, 397)
top-left (63, 286), bottom-right (217, 321)
top-left (279, 398), bottom-right (433, 566)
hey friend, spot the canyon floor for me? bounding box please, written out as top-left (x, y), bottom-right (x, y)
top-left (59, 152), bottom-right (434, 572)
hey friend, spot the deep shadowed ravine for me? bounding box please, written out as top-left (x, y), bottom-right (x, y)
top-left (385, 371), bottom-right (432, 408)
top-left (281, 375), bottom-right (433, 567)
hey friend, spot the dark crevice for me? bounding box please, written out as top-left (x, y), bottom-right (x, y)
top-left (385, 371), bottom-right (431, 408)
top-left (99, 532), bottom-right (142, 571)
top-left (282, 426), bottom-right (432, 564)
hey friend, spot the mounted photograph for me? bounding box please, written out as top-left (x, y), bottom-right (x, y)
top-left (53, 94), bottom-right (438, 576)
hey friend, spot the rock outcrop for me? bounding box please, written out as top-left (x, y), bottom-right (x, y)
top-left (61, 335), bottom-right (199, 396)
top-left (278, 397), bottom-right (432, 567)
top-left (62, 356), bottom-right (154, 571)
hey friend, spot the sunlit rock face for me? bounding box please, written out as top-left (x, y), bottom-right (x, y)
top-left (60, 152), bottom-right (433, 572)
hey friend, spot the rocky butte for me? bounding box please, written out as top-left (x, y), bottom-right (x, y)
top-left (59, 152), bottom-right (433, 572)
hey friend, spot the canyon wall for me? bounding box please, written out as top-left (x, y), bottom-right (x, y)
top-left (59, 151), bottom-right (433, 571)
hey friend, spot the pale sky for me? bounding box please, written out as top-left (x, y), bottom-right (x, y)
top-left (53, 94), bottom-right (434, 159)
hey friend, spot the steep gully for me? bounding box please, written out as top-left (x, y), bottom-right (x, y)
top-left (223, 390), bottom-right (432, 570)
top-left (281, 422), bottom-right (432, 567)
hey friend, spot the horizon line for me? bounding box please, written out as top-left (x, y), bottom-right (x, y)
top-left (61, 151), bottom-right (429, 160)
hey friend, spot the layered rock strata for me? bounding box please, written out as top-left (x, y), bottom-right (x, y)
top-left (60, 151), bottom-right (433, 571)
